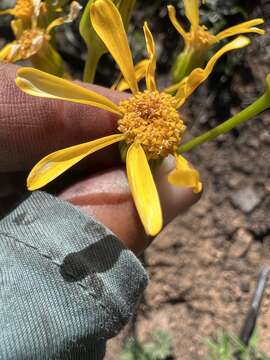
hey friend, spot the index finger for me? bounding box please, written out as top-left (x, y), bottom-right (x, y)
top-left (0, 63), bottom-right (127, 173)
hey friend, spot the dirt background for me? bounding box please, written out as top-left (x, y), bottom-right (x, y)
top-left (0, 0), bottom-right (269, 358)
top-left (104, 1), bottom-right (270, 358)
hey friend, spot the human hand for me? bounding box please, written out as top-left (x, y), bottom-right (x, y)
top-left (0, 63), bottom-right (200, 254)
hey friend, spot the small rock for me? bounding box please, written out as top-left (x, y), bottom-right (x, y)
top-left (248, 137), bottom-right (260, 149)
top-left (246, 243), bottom-right (262, 266)
top-left (227, 174), bottom-right (243, 189)
top-left (240, 280), bottom-right (250, 293)
top-left (231, 186), bottom-right (262, 213)
top-left (154, 230), bottom-right (181, 250)
top-left (260, 130), bottom-right (270, 144)
top-left (265, 182), bottom-right (270, 193)
top-left (228, 228), bottom-right (253, 258)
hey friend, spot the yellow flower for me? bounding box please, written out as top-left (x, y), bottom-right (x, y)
top-left (0, 0), bottom-right (36, 21)
top-left (16, 0), bottom-right (250, 236)
top-left (0, 1), bottom-right (81, 75)
top-left (168, 0), bottom-right (264, 82)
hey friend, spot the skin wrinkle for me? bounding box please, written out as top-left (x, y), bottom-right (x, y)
top-left (59, 168), bottom-right (131, 206)
top-left (0, 65), bottom-right (61, 170)
top-left (60, 82), bottom-right (122, 137)
top-left (60, 169), bottom-right (130, 195)
top-left (65, 193), bottom-right (130, 206)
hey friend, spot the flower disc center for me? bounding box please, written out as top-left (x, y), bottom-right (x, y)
top-left (14, 0), bottom-right (34, 19)
top-left (187, 26), bottom-right (216, 50)
top-left (19, 29), bottom-right (45, 59)
top-left (118, 91), bottom-right (186, 159)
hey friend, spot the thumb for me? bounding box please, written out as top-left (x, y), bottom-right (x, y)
top-left (58, 157), bottom-right (200, 255)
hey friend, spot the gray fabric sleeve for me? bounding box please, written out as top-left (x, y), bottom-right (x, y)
top-left (0, 191), bottom-right (148, 360)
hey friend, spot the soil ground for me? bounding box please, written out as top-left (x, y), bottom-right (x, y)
top-left (105, 2), bottom-right (270, 358)
top-left (106, 58), bottom-right (270, 359)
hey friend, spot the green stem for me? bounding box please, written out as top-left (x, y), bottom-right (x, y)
top-left (83, 48), bottom-right (102, 83)
top-left (178, 93), bottom-right (269, 154)
top-left (172, 47), bottom-right (207, 83)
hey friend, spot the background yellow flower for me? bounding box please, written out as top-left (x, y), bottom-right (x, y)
top-left (169, 0), bottom-right (264, 82)
top-left (0, 1), bottom-right (81, 75)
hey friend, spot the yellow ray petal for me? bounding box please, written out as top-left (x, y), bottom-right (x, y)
top-left (16, 67), bottom-right (121, 115)
top-left (0, 9), bottom-right (12, 16)
top-left (168, 155), bottom-right (202, 193)
top-left (163, 81), bottom-right (182, 95)
top-left (126, 143), bottom-right (162, 236)
top-left (11, 19), bottom-right (23, 38)
top-left (0, 43), bottom-right (17, 61)
top-left (143, 22), bottom-right (157, 91)
top-left (114, 59), bottom-right (150, 92)
top-left (174, 36), bottom-right (250, 108)
top-left (167, 5), bottom-right (187, 40)
top-left (216, 19), bottom-right (265, 41)
top-left (31, 0), bottom-right (42, 27)
top-left (27, 134), bottom-right (125, 190)
top-left (90, 0), bottom-right (138, 94)
top-left (183, 0), bottom-right (200, 28)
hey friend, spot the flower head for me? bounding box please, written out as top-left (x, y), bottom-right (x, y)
top-left (118, 91), bottom-right (186, 159)
top-left (0, 0), bottom-right (36, 21)
top-left (169, 0), bottom-right (264, 81)
top-left (16, 0), bottom-right (250, 236)
top-left (0, 1), bottom-right (81, 75)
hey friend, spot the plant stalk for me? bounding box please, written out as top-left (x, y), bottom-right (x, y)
top-left (178, 93), bottom-right (269, 154)
top-left (83, 48), bottom-right (102, 83)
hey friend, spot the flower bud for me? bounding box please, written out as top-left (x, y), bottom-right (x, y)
top-left (172, 47), bottom-right (208, 83)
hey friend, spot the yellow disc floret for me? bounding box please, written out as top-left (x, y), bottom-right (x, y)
top-left (118, 91), bottom-right (186, 159)
top-left (186, 25), bottom-right (216, 50)
top-left (13, 0), bottom-right (34, 20)
top-left (18, 29), bottom-right (45, 59)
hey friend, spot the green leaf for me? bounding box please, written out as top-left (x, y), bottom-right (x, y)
top-left (143, 331), bottom-right (172, 359)
top-left (205, 329), bottom-right (270, 360)
top-left (120, 338), bottom-right (145, 360)
top-left (120, 330), bottom-right (172, 360)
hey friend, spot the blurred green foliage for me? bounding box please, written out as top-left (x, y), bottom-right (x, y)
top-left (206, 330), bottom-right (270, 360)
top-left (120, 330), bottom-right (172, 360)
top-left (119, 329), bottom-right (270, 359)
